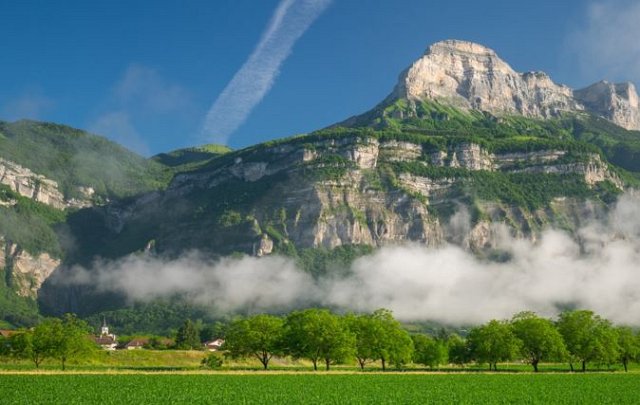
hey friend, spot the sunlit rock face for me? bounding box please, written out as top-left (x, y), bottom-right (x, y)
top-left (574, 81), bottom-right (640, 131)
top-left (392, 39), bottom-right (640, 130)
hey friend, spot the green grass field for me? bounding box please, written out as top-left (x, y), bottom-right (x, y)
top-left (2, 350), bottom-right (638, 373)
top-left (1, 373), bottom-right (640, 404)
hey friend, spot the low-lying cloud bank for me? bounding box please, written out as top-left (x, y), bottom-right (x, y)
top-left (66, 193), bottom-right (640, 325)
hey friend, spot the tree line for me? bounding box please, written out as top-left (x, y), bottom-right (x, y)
top-left (0, 314), bottom-right (95, 370)
top-left (0, 316), bottom-right (208, 369)
top-left (221, 309), bottom-right (640, 372)
top-left (1, 308), bottom-right (639, 372)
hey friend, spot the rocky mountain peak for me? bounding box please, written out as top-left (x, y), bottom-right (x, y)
top-left (427, 39), bottom-right (499, 58)
top-left (390, 39), bottom-right (640, 131)
top-left (574, 81), bottom-right (640, 130)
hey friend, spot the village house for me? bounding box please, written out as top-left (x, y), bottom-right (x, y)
top-left (125, 338), bottom-right (148, 350)
top-left (204, 338), bottom-right (225, 351)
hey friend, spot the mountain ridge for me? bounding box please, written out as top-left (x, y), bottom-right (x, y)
top-left (344, 39), bottom-right (640, 131)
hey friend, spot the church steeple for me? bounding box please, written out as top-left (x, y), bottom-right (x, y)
top-left (101, 316), bottom-right (109, 336)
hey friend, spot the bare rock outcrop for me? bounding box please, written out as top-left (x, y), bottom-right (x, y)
top-left (394, 40), bottom-right (580, 119)
top-left (0, 158), bottom-right (66, 209)
top-left (390, 39), bottom-right (640, 130)
top-left (0, 158), bottom-right (93, 209)
top-left (574, 81), bottom-right (640, 131)
top-left (0, 238), bottom-right (60, 299)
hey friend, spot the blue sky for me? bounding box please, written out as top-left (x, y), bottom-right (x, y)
top-left (1, 0), bottom-right (639, 155)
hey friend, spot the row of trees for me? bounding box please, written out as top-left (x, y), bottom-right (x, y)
top-left (222, 309), bottom-right (640, 372)
top-left (0, 314), bottom-right (95, 370)
top-left (1, 309), bottom-right (638, 372)
top-left (223, 308), bottom-right (410, 370)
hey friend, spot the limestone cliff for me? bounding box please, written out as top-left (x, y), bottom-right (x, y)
top-left (0, 158), bottom-right (93, 209)
top-left (0, 158), bottom-right (93, 302)
top-left (574, 81), bottom-right (640, 131)
top-left (386, 40), bottom-right (640, 130)
top-left (0, 237), bottom-right (60, 299)
top-left (81, 134), bottom-right (620, 260)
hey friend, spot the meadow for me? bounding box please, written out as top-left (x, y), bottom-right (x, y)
top-left (2, 373), bottom-right (640, 404)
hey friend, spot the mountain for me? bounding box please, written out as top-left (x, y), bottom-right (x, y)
top-left (2, 40), bottom-right (640, 327)
top-left (343, 39), bottom-right (640, 130)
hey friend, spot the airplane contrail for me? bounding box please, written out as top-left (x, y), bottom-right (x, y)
top-left (202, 0), bottom-right (332, 144)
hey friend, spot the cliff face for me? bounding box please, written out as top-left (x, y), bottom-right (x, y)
top-left (389, 40), bottom-right (640, 130)
top-left (574, 81), bottom-right (640, 131)
top-left (0, 158), bottom-right (93, 301)
top-left (0, 238), bottom-right (60, 299)
top-left (0, 158), bottom-right (93, 209)
top-left (81, 134), bottom-right (618, 260)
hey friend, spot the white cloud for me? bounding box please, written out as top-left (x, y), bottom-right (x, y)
top-left (1, 89), bottom-right (53, 121)
top-left (201, 0), bottom-right (332, 144)
top-left (68, 253), bottom-right (316, 314)
top-left (331, 193), bottom-right (640, 325)
top-left (65, 192), bottom-right (640, 326)
top-left (567, 0), bottom-right (640, 83)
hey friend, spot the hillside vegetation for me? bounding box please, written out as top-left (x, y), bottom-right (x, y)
top-left (0, 120), bottom-right (171, 200)
top-left (152, 144), bottom-right (232, 173)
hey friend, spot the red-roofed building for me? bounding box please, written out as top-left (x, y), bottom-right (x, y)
top-left (125, 338), bottom-right (149, 350)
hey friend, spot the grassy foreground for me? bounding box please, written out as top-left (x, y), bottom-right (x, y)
top-left (2, 350), bottom-right (638, 372)
top-left (1, 373), bottom-right (640, 404)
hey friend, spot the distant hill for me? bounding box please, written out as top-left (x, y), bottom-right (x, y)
top-left (151, 144), bottom-right (232, 173)
top-left (0, 120), bottom-right (171, 201)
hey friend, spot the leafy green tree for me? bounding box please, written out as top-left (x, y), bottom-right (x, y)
top-left (283, 309), bottom-right (354, 371)
top-left (200, 321), bottom-right (227, 342)
top-left (9, 316), bottom-right (94, 370)
top-left (556, 310), bottom-right (619, 372)
top-left (369, 309), bottom-right (414, 371)
top-left (511, 311), bottom-right (567, 372)
top-left (467, 320), bottom-right (521, 371)
top-left (344, 311), bottom-right (413, 371)
top-left (616, 326), bottom-right (639, 372)
top-left (51, 314), bottom-right (95, 370)
top-left (387, 326), bottom-right (414, 370)
top-left (9, 331), bottom-right (37, 367)
top-left (223, 315), bottom-right (284, 370)
top-left (344, 314), bottom-right (377, 371)
top-left (9, 320), bottom-right (56, 368)
top-left (175, 319), bottom-right (200, 350)
top-left (447, 334), bottom-right (469, 366)
top-left (412, 334), bottom-right (448, 369)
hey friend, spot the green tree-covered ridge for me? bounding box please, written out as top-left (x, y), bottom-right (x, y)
top-left (0, 120), bottom-right (170, 200)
